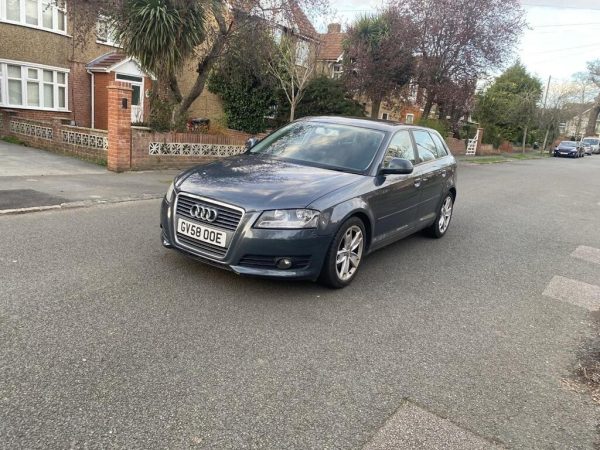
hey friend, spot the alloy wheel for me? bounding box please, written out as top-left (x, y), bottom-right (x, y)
top-left (438, 196), bottom-right (453, 234)
top-left (335, 225), bottom-right (364, 281)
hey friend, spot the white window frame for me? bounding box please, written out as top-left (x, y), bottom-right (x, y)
top-left (0, 59), bottom-right (69, 111)
top-left (0, 0), bottom-right (67, 35)
top-left (332, 63), bottom-right (342, 79)
top-left (96, 14), bottom-right (120, 47)
top-left (295, 40), bottom-right (310, 68)
top-left (405, 113), bottom-right (415, 124)
top-left (381, 113), bottom-right (389, 120)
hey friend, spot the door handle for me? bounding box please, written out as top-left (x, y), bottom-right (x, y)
top-left (414, 178), bottom-right (422, 188)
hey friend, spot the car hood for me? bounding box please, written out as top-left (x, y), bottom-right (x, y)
top-left (557, 146), bottom-right (576, 151)
top-left (177, 155), bottom-right (363, 211)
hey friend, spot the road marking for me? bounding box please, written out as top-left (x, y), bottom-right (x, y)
top-left (571, 246), bottom-right (600, 265)
top-left (543, 276), bottom-right (600, 311)
top-left (363, 401), bottom-right (502, 450)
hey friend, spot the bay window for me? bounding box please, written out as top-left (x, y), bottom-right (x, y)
top-left (1, 0), bottom-right (67, 34)
top-left (0, 60), bottom-right (68, 110)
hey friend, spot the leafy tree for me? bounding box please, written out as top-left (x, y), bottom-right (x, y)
top-left (276, 76), bottom-right (365, 121)
top-left (474, 62), bottom-right (542, 148)
top-left (208, 26), bottom-right (278, 133)
top-left (342, 9), bottom-right (417, 119)
top-left (393, 0), bottom-right (526, 119)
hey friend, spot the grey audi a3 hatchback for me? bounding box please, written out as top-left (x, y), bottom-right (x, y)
top-left (160, 116), bottom-right (457, 288)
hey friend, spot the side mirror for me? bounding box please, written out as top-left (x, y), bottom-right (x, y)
top-left (245, 137), bottom-right (260, 150)
top-left (380, 158), bottom-right (414, 175)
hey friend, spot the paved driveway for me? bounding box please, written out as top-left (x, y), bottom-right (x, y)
top-left (0, 141), bottom-right (178, 210)
top-left (1, 156), bottom-right (600, 448)
top-left (0, 140), bottom-right (106, 177)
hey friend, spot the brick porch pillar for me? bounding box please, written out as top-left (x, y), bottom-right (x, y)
top-left (107, 81), bottom-right (133, 172)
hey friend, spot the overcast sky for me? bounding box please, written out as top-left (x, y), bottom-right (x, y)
top-left (323, 0), bottom-right (600, 83)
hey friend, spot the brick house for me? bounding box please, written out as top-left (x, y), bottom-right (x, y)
top-left (0, 0), bottom-right (152, 129)
top-left (316, 22), bottom-right (425, 124)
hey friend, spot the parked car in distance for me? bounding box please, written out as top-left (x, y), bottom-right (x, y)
top-left (581, 137), bottom-right (600, 155)
top-left (553, 141), bottom-right (584, 158)
top-left (160, 117), bottom-right (458, 288)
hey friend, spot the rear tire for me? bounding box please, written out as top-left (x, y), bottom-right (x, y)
top-left (319, 217), bottom-right (366, 289)
top-left (425, 194), bottom-right (454, 239)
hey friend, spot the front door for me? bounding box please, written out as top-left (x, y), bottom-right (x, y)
top-left (116, 73), bottom-right (144, 123)
top-left (130, 83), bottom-right (143, 123)
top-left (369, 130), bottom-right (421, 243)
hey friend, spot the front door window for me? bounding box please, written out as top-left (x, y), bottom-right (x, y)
top-left (115, 73), bottom-right (144, 123)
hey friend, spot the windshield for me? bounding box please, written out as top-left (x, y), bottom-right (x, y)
top-left (583, 138), bottom-right (599, 145)
top-left (249, 121), bottom-right (386, 172)
top-left (560, 141), bottom-right (576, 147)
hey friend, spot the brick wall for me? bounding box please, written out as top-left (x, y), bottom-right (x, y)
top-left (0, 110), bottom-right (108, 164)
top-left (70, 62), bottom-right (92, 127)
top-left (130, 127), bottom-right (253, 170)
top-left (0, 108), bottom-right (72, 123)
top-left (446, 136), bottom-right (466, 155)
top-left (94, 73), bottom-right (112, 131)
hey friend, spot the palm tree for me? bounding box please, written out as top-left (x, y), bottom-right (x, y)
top-left (112, 0), bottom-right (211, 124)
top-left (343, 11), bottom-right (416, 119)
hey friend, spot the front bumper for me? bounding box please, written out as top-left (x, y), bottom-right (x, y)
top-left (160, 197), bottom-right (332, 280)
top-left (554, 150), bottom-right (577, 157)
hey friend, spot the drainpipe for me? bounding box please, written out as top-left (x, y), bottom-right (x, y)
top-left (87, 69), bottom-right (95, 129)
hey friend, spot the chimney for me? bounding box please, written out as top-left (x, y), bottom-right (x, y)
top-left (327, 23), bottom-right (341, 33)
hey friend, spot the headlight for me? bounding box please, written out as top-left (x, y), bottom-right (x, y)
top-left (254, 209), bottom-right (320, 229)
top-left (165, 181), bottom-right (175, 202)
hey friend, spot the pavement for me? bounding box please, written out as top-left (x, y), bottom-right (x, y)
top-left (0, 140), bottom-right (179, 212)
top-left (1, 148), bottom-right (600, 448)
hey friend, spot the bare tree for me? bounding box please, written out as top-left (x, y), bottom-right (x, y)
top-left (391, 0), bottom-right (526, 119)
top-left (585, 60), bottom-right (600, 136)
top-left (267, 36), bottom-right (318, 122)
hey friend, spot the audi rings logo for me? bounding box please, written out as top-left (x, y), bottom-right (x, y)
top-left (190, 204), bottom-right (218, 222)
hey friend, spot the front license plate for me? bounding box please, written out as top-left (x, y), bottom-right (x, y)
top-left (177, 218), bottom-right (227, 247)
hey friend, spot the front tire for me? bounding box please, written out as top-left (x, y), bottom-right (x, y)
top-left (319, 217), bottom-right (366, 289)
top-left (425, 194), bottom-right (454, 238)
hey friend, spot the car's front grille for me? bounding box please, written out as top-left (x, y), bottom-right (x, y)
top-left (174, 194), bottom-right (244, 259)
top-left (238, 255), bottom-right (311, 270)
top-left (176, 194), bottom-right (243, 231)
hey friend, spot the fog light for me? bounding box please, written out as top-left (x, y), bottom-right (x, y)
top-left (276, 258), bottom-right (293, 270)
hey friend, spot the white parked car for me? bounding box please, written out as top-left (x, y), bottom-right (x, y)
top-left (581, 137), bottom-right (600, 155)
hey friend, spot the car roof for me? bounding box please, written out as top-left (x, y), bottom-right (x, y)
top-left (300, 116), bottom-right (433, 133)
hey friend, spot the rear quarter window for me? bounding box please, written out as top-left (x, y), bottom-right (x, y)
top-left (412, 130), bottom-right (437, 162)
top-left (429, 132), bottom-right (449, 158)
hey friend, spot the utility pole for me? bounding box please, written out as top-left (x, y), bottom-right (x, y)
top-left (541, 75), bottom-right (552, 153)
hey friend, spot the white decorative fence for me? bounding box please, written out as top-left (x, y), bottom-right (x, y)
top-left (10, 120), bottom-right (53, 140)
top-left (61, 129), bottom-right (108, 150)
top-left (148, 142), bottom-right (245, 157)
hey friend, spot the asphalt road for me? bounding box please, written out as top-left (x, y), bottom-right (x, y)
top-left (1, 155), bottom-right (600, 449)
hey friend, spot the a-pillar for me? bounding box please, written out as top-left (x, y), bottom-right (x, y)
top-left (107, 81), bottom-right (132, 172)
